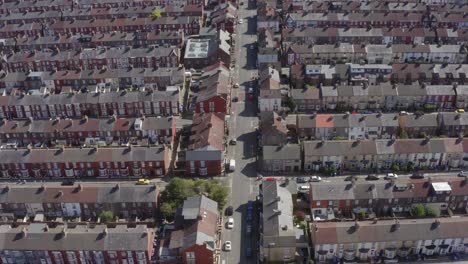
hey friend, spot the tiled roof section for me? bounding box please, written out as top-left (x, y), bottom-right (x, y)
top-left (304, 138), bottom-right (465, 157)
top-left (0, 16), bottom-right (200, 35)
top-left (263, 144), bottom-right (301, 160)
top-left (311, 217), bottom-right (468, 245)
top-left (6, 46), bottom-right (179, 63)
top-left (188, 113), bottom-right (225, 151)
top-left (0, 90), bottom-right (179, 107)
top-left (0, 116), bottom-right (172, 135)
top-left (310, 178), bottom-right (468, 202)
top-left (0, 146), bottom-right (168, 164)
top-left (315, 114), bottom-right (334, 128)
top-left (0, 224), bottom-right (153, 251)
top-left (171, 196), bottom-right (218, 251)
top-left (259, 111), bottom-right (288, 137)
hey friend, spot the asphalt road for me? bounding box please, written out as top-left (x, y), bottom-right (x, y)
top-left (221, 2), bottom-right (259, 264)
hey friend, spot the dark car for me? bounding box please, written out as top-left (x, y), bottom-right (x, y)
top-left (225, 206), bottom-right (233, 216)
top-left (411, 172), bottom-right (425, 179)
top-left (366, 174), bottom-right (379, 181)
top-left (232, 96), bottom-right (239, 102)
top-left (247, 200), bottom-right (254, 210)
top-left (245, 247), bottom-right (252, 257)
top-left (61, 179), bottom-right (75, 186)
top-left (296, 177), bottom-right (307, 183)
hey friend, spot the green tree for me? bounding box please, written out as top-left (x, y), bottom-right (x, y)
top-left (285, 97), bottom-right (296, 111)
top-left (207, 184), bottom-right (229, 209)
top-left (425, 205), bottom-right (440, 217)
top-left (160, 202), bottom-right (176, 220)
top-left (99, 211), bottom-right (115, 223)
top-left (161, 177), bottom-right (196, 205)
top-left (411, 204), bottom-right (426, 217)
top-left (391, 163), bottom-right (400, 172)
top-left (397, 127), bottom-right (408, 139)
top-left (148, 10), bottom-right (162, 18)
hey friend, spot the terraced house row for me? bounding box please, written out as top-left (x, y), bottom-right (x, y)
top-left (0, 67), bottom-right (185, 92)
top-left (284, 43), bottom-right (467, 65)
top-left (0, 31), bottom-right (185, 52)
top-left (0, 145), bottom-right (171, 178)
top-left (261, 137), bottom-right (468, 173)
top-left (0, 115), bottom-right (176, 146)
top-left (0, 182), bottom-right (159, 219)
top-left (282, 0), bottom-right (468, 14)
top-left (0, 88), bottom-right (181, 119)
top-left (0, 0), bottom-right (203, 13)
top-left (0, 4), bottom-right (203, 23)
top-left (292, 63), bottom-right (468, 88)
top-left (309, 177), bottom-right (468, 218)
top-left (291, 112), bottom-right (468, 140)
top-left (0, 16), bottom-right (201, 38)
top-left (1, 46), bottom-right (180, 72)
top-left (0, 224), bottom-right (155, 264)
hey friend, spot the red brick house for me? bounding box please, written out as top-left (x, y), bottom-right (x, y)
top-left (195, 63), bottom-right (230, 114)
top-left (0, 89), bottom-right (180, 120)
top-left (0, 116), bottom-right (176, 146)
top-left (185, 113), bottom-right (225, 176)
top-left (0, 145), bottom-right (171, 179)
top-left (0, 224), bottom-right (154, 264)
top-left (160, 195), bottom-right (219, 264)
top-left (209, 3), bottom-right (237, 34)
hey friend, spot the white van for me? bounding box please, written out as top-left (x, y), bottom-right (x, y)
top-left (229, 159), bottom-right (236, 172)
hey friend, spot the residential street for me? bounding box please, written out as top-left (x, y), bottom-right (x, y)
top-left (221, 2), bottom-right (259, 264)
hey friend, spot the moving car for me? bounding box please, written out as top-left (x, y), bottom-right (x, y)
top-left (296, 177), bottom-right (307, 183)
top-left (299, 185), bottom-right (310, 191)
top-left (309, 176), bottom-right (322, 182)
top-left (366, 174), bottom-right (380, 181)
top-left (456, 109), bottom-right (465, 113)
top-left (136, 179), bottom-right (150, 185)
top-left (229, 159), bottom-right (236, 172)
top-left (226, 217), bottom-right (234, 229)
top-left (385, 173), bottom-right (398, 179)
top-left (224, 241), bottom-right (232, 251)
top-left (458, 171), bottom-right (468, 177)
top-left (225, 206), bottom-right (233, 216)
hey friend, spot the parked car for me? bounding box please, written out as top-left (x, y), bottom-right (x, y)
top-left (229, 139), bottom-right (237, 145)
top-left (61, 179), bottom-right (75, 186)
top-left (298, 185), bottom-right (310, 191)
top-left (224, 241), bottom-right (232, 251)
top-left (411, 172), bottom-right (425, 179)
top-left (385, 173), bottom-right (398, 179)
top-left (233, 83), bottom-right (239, 88)
top-left (136, 179), bottom-right (150, 185)
top-left (309, 176), bottom-right (322, 182)
top-left (245, 247), bottom-right (252, 257)
top-left (248, 87), bottom-right (254, 94)
top-left (366, 174), bottom-right (380, 181)
top-left (226, 217), bottom-right (234, 229)
top-left (225, 206), bottom-right (233, 216)
top-left (247, 200), bottom-right (254, 210)
top-left (456, 109), bottom-right (465, 113)
top-left (458, 171), bottom-right (468, 177)
top-left (296, 177), bottom-right (307, 183)
top-left (232, 96), bottom-right (239, 102)
top-left (238, 19), bottom-right (243, 24)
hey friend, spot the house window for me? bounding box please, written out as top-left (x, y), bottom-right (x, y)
top-left (186, 252), bottom-right (196, 264)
